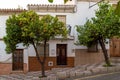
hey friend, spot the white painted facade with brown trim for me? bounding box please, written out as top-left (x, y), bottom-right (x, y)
top-left (0, 0), bottom-right (118, 74)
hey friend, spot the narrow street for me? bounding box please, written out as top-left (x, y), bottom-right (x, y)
top-left (75, 72), bottom-right (120, 80)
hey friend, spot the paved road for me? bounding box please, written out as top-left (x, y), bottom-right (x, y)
top-left (75, 72), bottom-right (120, 80)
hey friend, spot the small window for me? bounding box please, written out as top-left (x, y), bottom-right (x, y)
top-left (112, 4), bottom-right (117, 9)
top-left (36, 43), bottom-right (49, 56)
top-left (87, 44), bottom-right (98, 52)
top-left (56, 15), bottom-right (66, 24)
top-left (39, 15), bottom-right (45, 20)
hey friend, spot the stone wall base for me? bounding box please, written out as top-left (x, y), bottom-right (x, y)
top-left (0, 63), bottom-right (27, 75)
top-left (0, 63), bottom-right (12, 75)
top-left (75, 49), bottom-right (105, 66)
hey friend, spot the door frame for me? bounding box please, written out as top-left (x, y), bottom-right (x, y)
top-left (12, 49), bottom-right (24, 71)
top-left (56, 44), bottom-right (67, 65)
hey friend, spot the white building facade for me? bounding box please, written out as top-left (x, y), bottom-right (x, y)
top-left (0, 0), bottom-right (118, 74)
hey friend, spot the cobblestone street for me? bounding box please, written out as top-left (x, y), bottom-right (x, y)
top-left (0, 63), bottom-right (120, 80)
top-left (0, 71), bottom-right (56, 80)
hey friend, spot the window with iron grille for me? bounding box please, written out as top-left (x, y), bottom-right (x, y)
top-left (36, 43), bottom-right (49, 56)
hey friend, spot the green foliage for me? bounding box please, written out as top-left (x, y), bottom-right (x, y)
top-left (76, 20), bottom-right (98, 47)
top-left (76, 1), bottom-right (120, 47)
top-left (103, 63), bottom-right (113, 67)
top-left (115, 1), bottom-right (120, 17)
top-left (39, 15), bottom-right (67, 41)
top-left (48, 0), bottom-right (68, 3)
top-left (4, 11), bottom-right (40, 53)
top-left (19, 11), bottom-right (41, 45)
top-left (4, 14), bottom-right (22, 53)
top-left (4, 8), bottom-right (67, 77)
top-left (64, 0), bottom-right (68, 3)
top-left (48, 0), bottom-right (53, 3)
top-left (4, 11), bottom-right (67, 54)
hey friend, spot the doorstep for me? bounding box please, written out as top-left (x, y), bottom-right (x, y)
top-left (10, 70), bottom-right (24, 74)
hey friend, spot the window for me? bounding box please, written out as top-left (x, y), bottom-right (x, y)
top-left (39, 15), bottom-right (45, 20)
top-left (112, 4), bottom-right (117, 9)
top-left (56, 15), bottom-right (66, 24)
top-left (36, 43), bottom-right (49, 56)
top-left (87, 43), bottom-right (98, 52)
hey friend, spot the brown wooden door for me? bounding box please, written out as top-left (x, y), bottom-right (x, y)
top-left (110, 38), bottom-right (120, 57)
top-left (57, 44), bottom-right (67, 65)
top-left (13, 49), bottom-right (23, 71)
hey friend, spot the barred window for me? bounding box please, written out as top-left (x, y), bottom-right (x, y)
top-left (36, 43), bottom-right (49, 56)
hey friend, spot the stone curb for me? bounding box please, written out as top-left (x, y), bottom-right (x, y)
top-left (58, 65), bottom-right (120, 80)
top-left (52, 65), bottom-right (120, 80)
top-left (1, 64), bottom-right (120, 80)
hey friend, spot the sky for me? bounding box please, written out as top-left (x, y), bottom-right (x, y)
top-left (0, 0), bottom-right (63, 9)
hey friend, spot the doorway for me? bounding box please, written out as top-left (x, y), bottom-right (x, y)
top-left (57, 44), bottom-right (67, 65)
top-left (12, 49), bottom-right (23, 71)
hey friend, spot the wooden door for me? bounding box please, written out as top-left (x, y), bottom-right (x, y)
top-left (110, 38), bottom-right (120, 57)
top-left (57, 44), bottom-right (67, 65)
top-left (13, 49), bottom-right (23, 71)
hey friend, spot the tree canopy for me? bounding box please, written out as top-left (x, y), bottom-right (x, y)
top-left (38, 15), bottom-right (67, 41)
top-left (115, 1), bottom-right (120, 16)
top-left (76, 1), bottom-right (120, 66)
top-left (48, 0), bottom-right (68, 3)
top-left (4, 11), bottom-right (40, 53)
top-left (4, 11), bottom-right (67, 53)
top-left (4, 10), bottom-right (67, 76)
top-left (76, 2), bottom-right (120, 47)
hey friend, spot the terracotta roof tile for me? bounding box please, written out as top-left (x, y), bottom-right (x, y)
top-left (27, 4), bottom-right (76, 13)
top-left (0, 9), bottom-right (27, 15)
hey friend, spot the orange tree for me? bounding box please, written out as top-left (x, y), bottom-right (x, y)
top-left (115, 1), bottom-right (120, 16)
top-left (4, 11), bottom-right (67, 77)
top-left (76, 1), bottom-right (120, 66)
top-left (48, 0), bottom-right (68, 3)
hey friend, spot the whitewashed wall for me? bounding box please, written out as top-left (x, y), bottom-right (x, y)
top-left (48, 40), bottom-right (75, 57)
top-left (0, 16), bottom-right (29, 63)
top-left (36, 2), bottom-right (98, 49)
top-left (0, 41), bottom-right (12, 63)
top-left (0, 16), bottom-right (12, 63)
top-left (28, 2), bottom-right (98, 57)
top-left (74, 2), bottom-right (109, 49)
top-left (0, 2), bottom-right (111, 61)
top-left (0, 16), bottom-right (8, 38)
top-left (28, 40), bottom-right (75, 57)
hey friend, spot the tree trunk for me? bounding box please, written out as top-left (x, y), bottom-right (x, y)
top-left (41, 62), bottom-right (46, 77)
top-left (98, 37), bottom-right (111, 66)
top-left (32, 41), bottom-right (46, 77)
top-left (41, 40), bottom-right (47, 77)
